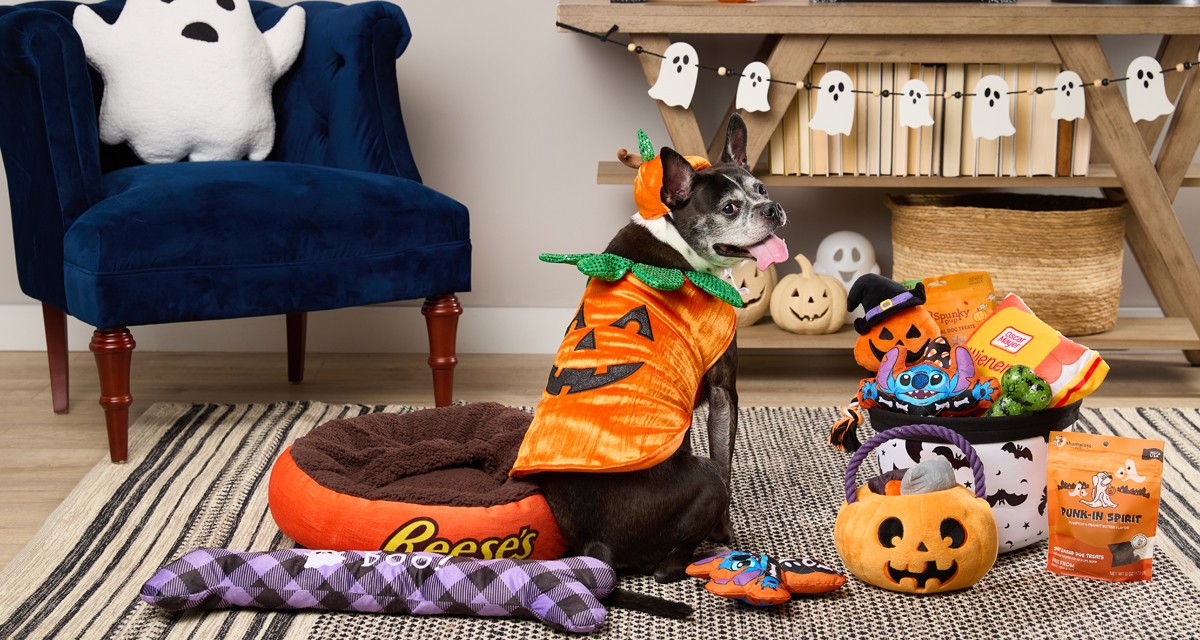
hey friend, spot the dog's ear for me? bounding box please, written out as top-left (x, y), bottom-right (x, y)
top-left (659, 147), bottom-right (697, 210)
top-left (720, 113), bottom-right (749, 170)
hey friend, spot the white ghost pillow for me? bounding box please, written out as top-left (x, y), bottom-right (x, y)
top-left (971, 74), bottom-right (1015, 140)
top-left (648, 42), bottom-right (699, 109)
top-left (1126, 56), bottom-right (1174, 123)
top-left (736, 61), bottom-right (772, 113)
top-left (898, 78), bottom-right (934, 128)
top-left (812, 230), bottom-right (880, 323)
top-left (809, 70), bottom-right (855, 136)
top-left (73, 0), bottom-right (305, 164)
top-left (1051, 70), bottom-right (1085, 121)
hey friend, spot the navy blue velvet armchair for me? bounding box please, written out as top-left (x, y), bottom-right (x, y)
top-left (0, 0), bottom-right (471, 462)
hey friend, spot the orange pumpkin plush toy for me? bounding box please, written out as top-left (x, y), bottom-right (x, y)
top-left (847, 274), bottom-right (940, 372)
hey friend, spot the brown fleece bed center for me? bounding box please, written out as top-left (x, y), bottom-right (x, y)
top-left (289, 402), bottom-right (540, 508)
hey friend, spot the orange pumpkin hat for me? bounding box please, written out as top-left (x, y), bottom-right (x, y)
top-left (627, 130), bottom-right (711, 220)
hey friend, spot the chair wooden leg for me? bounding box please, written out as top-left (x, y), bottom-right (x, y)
top-left (287, 312), bottom-right (307, 383)
top-left (42, 303), bottom-right (69, 414)
top-left (90, 328), bottom-right (135, 464)
top-left (422, 294), bottom-right (462, 407)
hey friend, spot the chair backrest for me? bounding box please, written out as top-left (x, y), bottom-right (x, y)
top-left (2, 0), bottom-right (421, 177)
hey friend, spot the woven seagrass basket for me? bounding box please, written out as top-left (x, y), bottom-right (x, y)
top-left (887, 193), bottom-right (1126, 336)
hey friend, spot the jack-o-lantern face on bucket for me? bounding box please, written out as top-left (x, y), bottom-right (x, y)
top-left (834, 487), bottom-right (998, 594)
top-left (546, 302), bottom-right (655, 395)
top-left (853, 306), bottom-right (940, 372)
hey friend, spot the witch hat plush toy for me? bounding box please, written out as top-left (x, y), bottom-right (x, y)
top-left (846, 275), bottom-right (940, 372)
top-left (831, 275), bottom-right (941, 452)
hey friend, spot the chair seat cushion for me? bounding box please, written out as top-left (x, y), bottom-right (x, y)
top-left (63, 161), bottom-right (470, 327)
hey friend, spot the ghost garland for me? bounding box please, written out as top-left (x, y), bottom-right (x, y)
top-left (558, 21), bottom-right (1197, 140)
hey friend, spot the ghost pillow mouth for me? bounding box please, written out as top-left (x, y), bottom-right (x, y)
top-left (182, 22), bottom-right (219, 43)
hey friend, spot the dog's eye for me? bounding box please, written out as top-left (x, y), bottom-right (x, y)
top-left (721, 202), bottom-right (738, 215)
top-left (756, 183), bottom-right (767, 196)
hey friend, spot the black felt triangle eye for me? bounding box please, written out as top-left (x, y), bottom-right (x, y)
top-left (574, 329), bottom-right (596, 351)
top-left (610, 305), bottom-right (654, 341)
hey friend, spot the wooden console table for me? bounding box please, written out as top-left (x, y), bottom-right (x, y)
top-left (558, 0), bottom-right (1200, 360)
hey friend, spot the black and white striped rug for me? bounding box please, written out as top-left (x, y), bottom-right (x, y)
top-left (1, 403), bottom-right (1197, 639)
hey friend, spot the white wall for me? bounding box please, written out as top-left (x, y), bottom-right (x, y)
top-left (0, 2), bottom-right (1194, 352)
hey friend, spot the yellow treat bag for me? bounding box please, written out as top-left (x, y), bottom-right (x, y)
top-left (920, 272), bottom-right (997, 346)
top-left (964, 294), bottom-right (1108, 407)
top-left (1046, 431), bottom-right (1165, 582)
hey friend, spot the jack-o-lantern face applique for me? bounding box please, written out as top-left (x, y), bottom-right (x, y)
top-left (511, 271), bottom-right (738, 476)
top-left (853, 306), bottom-right (941, 371)
top-left (546, 303), bottom-right (654, 395)
top-left (835, 486), bottom-right (998, 594)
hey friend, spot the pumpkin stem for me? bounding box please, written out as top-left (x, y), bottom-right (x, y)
top-left (794, 253), bottom-right (815, 276)
top-left (617, 147), bottom-right (642, 169)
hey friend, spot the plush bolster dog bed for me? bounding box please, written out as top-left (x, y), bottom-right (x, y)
top-left (268, 403), bottom-right (568, 559)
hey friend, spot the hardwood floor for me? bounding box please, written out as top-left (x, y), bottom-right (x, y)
top-left (2, 349), bottom-right (1198, 570)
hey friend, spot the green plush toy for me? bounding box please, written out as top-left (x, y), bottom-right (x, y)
top-left (985, 365), bottom-right (1052, 417)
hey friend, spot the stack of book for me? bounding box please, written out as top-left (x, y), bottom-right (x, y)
top-left (767, 63), bottom-right (1091, 178)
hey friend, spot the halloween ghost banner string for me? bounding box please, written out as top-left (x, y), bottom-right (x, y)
top-left (557, 21), bottom-right (1196, 140)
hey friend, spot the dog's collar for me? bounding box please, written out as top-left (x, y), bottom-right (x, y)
top-left (630, 214), bottom-right (727, 275)
top-left (540, 253), bottom-right (744, 308)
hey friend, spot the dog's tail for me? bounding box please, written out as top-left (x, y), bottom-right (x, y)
top-left (603, 588), bottom-right (693, 619)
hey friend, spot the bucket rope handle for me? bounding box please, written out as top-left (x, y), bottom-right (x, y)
top-left (844, 423), bottom-right (988, 504)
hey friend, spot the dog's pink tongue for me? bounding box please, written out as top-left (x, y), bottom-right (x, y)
top-left (747, 234), bottom-right (789, 271)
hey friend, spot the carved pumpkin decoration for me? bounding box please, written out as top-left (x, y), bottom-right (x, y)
top-left (769, 254), bottom-right (847, 335)
top-left (835, 424), bottom-right (998, 594)
top-left (730, 260), bottom-right (777, 327)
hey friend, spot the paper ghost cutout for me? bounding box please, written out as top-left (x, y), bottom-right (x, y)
top-left (73, 0), bottom-right (305, 163)
top-left (1126, 56), bottom-right (1174, 123)
top-left (898, 78), bottom-right (935, 128)
top-left (648, 42), bottom-right (699, 109)
top-left (970, 75), bottom-right (1016, 140)
top-left (812, 230), bottom-right (880, 324)
top-left (809, 70), bottom-right (855, 136)
top-left (1051, 70), bottom-right (1085, 121)
top-left (736, 61), bottom-right (772, 113)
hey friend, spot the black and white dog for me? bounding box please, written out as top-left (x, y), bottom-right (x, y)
top-left (529, 114), bottom-right (788, 586)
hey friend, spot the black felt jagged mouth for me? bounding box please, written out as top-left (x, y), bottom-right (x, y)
top-left (886, 560), bottom-right (958, 589)
top-left (182, 22), bottom-right (219, 43)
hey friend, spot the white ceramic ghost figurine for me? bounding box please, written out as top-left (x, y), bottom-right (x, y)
top-left (73, 0), bottom-right (305, 164)
top-left (898, 78), bottom-right (934, 128)
top-left (812, 230), bottom-right (880, 324)
top-left (1051, 70), bottom-right (1085, 122)
top-left (648, 42), bottom-right (700, 109)
top-left (736, 61), bottom-right (772, 113)
top-left (970, 75), bottom-right (1016, 140)
top-left (1126, 56), bottom-right (1175, 123)
top-left (809, 70), bottom-right (855, 136)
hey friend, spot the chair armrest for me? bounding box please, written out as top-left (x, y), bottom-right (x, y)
top-left (0, 7), bottom-right (103, 308)
top-left (266, 1), bottom-right (423, 182)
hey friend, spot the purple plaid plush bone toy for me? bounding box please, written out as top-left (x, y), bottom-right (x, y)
top-left (141, 548), bottom-right (615, 633)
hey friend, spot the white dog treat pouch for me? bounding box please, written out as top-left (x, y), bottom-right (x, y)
top-left (1046, 431), bottom-right (1165, 582)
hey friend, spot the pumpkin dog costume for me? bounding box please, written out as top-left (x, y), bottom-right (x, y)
top-left (512, 132), bottom-right (750, 477)
top-left (511, 254), bottom-right (741, 475)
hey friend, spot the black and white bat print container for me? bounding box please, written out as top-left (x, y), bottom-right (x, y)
top-left (870, 403), bottom-right (1081, 553)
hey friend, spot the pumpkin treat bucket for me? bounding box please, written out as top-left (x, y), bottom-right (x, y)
top-left (834, 423), bottom-right (999, 594)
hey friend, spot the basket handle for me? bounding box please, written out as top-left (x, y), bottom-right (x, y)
top-left (844, 423), bottom-right (988, 504)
